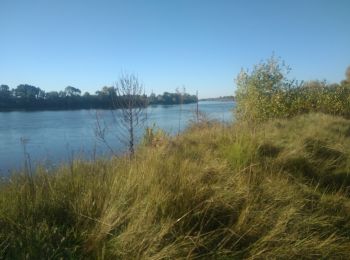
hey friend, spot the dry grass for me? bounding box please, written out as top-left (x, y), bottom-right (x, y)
top-left (1, 113), bottom-right (350, 259)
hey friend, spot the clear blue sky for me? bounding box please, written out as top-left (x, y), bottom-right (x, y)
top-left (0, 0), bottom-right (349, 98)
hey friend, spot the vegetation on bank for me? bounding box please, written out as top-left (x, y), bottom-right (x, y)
top-left (199, 96), bottom-right (235, 102)
top-left (1, 113), bottom-right (350, 259)
top-left (235, 56), bottom-right (350, 121)
top-left (1, 58), bottom-right (350, 258)
top-left (0, 84), bottom-right (197, 111)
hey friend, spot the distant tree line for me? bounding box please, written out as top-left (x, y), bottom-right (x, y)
top-left (148, 91), bottom-right (198, 105)
top-left (0, 84), bottom-right (198, 111)
top-left (200, 96), bottom-right (235, 102)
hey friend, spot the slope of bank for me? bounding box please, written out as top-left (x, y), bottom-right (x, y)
top-left (1, 113), bottom-right (350, 259)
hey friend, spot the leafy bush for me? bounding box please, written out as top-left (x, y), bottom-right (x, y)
top-left (235, 57), bottom-right (350, 121)
top-left (235, 56), bottom-right (295, 121)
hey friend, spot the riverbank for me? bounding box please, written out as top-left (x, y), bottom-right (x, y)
top-left (1, 113), bottom-right (350, 258)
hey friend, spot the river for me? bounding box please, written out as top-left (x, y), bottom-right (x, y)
top-left (0, 101), bottom-right (234, 174)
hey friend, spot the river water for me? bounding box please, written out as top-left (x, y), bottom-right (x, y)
top-left (0, 101), bottom-right (234, 174)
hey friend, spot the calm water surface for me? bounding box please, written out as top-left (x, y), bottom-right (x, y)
top-left (0, 101), bottom-right (234, 174)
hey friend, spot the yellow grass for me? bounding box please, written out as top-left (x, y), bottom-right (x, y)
top-left (1, 113), bottom-right (350, 259)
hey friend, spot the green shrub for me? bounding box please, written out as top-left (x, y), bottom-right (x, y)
top-left (235, 56), bottom-right (296, 121)
top-left (235, 57), bottom-right (350, 121)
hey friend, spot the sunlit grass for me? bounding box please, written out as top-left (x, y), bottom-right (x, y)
top-left (1, 113), bottom-right (350, 259)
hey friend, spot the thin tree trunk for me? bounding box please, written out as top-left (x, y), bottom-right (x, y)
top-left (129, 110), bottom-right (134, 156)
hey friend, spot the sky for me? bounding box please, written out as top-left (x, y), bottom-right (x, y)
top-left (0, 0), bottom-right (349, 98)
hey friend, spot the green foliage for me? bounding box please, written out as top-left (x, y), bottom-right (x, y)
top-left (235, 57), bottom-right (350, 121)
top-left (0, 83), bottom-right (197, 111)
top-left (1, 114), bottom-right (350, 258)
top-left (235, 56), bottom-right (295, 121)
top-left (148, 91), bottom-right (198, 105)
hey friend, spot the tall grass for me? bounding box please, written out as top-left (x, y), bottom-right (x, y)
top-left (1, 113), bottom-right (350, 259)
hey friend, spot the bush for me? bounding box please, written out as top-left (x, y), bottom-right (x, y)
top-left (235, 56), bottom-right (296, 121)
top-left (235, 57), bottom-right (350, 121)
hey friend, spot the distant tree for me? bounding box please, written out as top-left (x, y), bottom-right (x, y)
top-left (0, 84), bottom-right (9, 92)
top-left (64, 86), bottom-right (81, 96)
top-left (102, 86), bottom-right (117, 100)
top-left (148, 92), bottom-right (156, 104)
top-left (156, 95), bottom-right (164, 103)
top-left (46, 91), bottom-right (59, 99)
top-left (38, 89), bottom-right (46, 99)
top-left (0, 85), bottom-right (10, 98)
top-left (58, 91), bottom-right (66, 98)
top-left (14, 84), bottom-right (41, 99)
top-left (0, 85), bottom-right (12, 109)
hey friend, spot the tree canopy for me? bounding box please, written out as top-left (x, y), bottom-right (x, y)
top-left (0, 84), bottom-right (197, 111)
